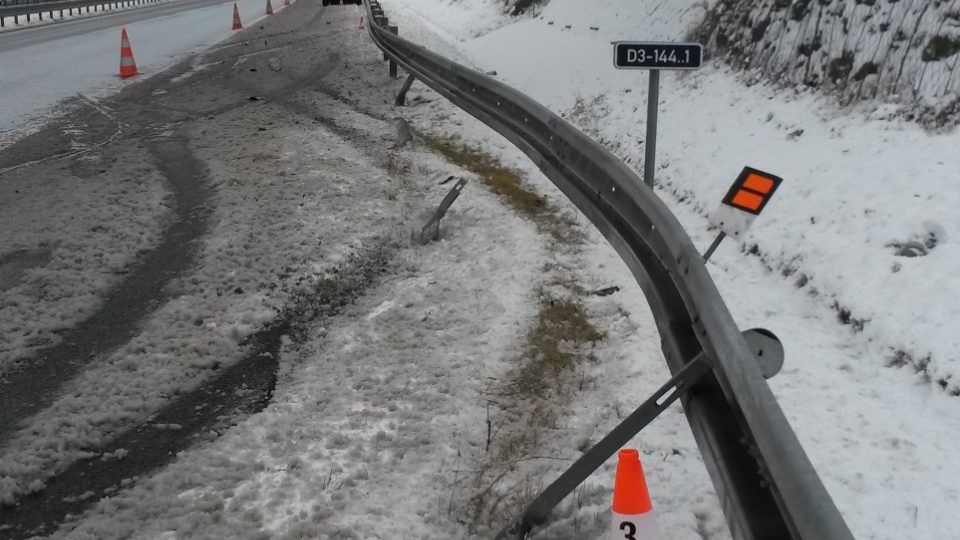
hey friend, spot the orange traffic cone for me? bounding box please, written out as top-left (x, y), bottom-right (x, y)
top-left (265, 0), bottom-right (273, 15)
top-left (611, 449), bottom-right (660, 539)
top-left (358, 15), bottom-right (364, 30)
top-left (118, 27), bottom-right (138, 79)
top-left (231, 3), bottom-right (243, 30)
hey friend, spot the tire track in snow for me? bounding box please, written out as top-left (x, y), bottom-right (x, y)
top-left (0, 125), bottom-right (213, 439)
top-left (0, 321), bottom-right (284, 539)
top-left (0, 243), bottom-right (395, 539)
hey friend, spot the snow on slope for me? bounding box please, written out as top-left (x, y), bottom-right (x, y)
top-left (393, 0), bottom-right (960, 397)
top-left (378, 0), bottom-right (960, 537)
top-left (697, 0), bottom-right (960, 127)
top-left (379, 0), bottom-right (515, 41)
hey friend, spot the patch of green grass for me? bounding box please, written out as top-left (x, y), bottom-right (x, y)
top-left (423, 136), bottom-right (580, 243)
top-left (425, 137), bottom-right (547, 218)
top-left (512, 298), bottom-right (604, 398)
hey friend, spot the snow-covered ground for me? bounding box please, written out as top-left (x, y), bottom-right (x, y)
top-left (439, 0), bottom-right (960, 392)
top-left (2, 0), bottom-right (960, 538)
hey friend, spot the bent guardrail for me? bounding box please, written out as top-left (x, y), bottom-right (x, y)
top-left (360, 2), bottom-right (854, 538)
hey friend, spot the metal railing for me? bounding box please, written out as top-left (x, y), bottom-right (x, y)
top-left (360, 2), bottom-right (854, 538)
top-left (1, 0), bottom-right (60, 6)
top-left (0, 0), bottom-right (157, 23)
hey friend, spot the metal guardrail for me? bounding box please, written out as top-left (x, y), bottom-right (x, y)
top-left (0, 0), bottom-right (156, 23)
top-left (0, 0), bottom-right (112, 7)
top-left (1, 0), bottom-right (54, 6)
top-left (360, 2), bottom-right (854, 539)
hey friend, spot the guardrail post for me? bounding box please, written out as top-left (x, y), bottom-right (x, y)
top-left (388, 26), bottom-right (398, 78)
top-left (395, 73), bottom-right (416, 106)
top-left (419, 178), bottom-right (468, 244)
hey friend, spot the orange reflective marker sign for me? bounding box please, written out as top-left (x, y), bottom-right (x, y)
top-left (730, 190), bottom-right (763, 212)
top-left (721, 168), bottom-right (782, 215)
top-left (710, 167), bottom-right (783, 240)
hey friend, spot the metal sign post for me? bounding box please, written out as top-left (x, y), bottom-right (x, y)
top-left (613, 42), bottom-right (703, 188)
top-left (643, 70), bottom-right (659, 188)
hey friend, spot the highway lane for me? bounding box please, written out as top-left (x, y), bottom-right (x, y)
top-left (0, 0), bottom-right (231, 52)
top-left (0, 0), bottom-right (273, 132)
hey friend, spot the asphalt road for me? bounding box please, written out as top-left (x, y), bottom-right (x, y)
top-left (0, 0), bottom-right (233, 52)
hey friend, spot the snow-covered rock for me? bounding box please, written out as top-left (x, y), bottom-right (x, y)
top-left (697, 0), bottom-right (960, 127)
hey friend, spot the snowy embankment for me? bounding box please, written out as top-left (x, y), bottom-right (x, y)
top-left (384, 0), bottom-right (960, 403)
top-left (374, 0), bottom-right (960, 537)
top-left (697, 0), bottom-right (960, 127)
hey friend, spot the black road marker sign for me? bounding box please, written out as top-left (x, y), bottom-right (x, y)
top-left (613, 42), bottom-right (703, 70)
